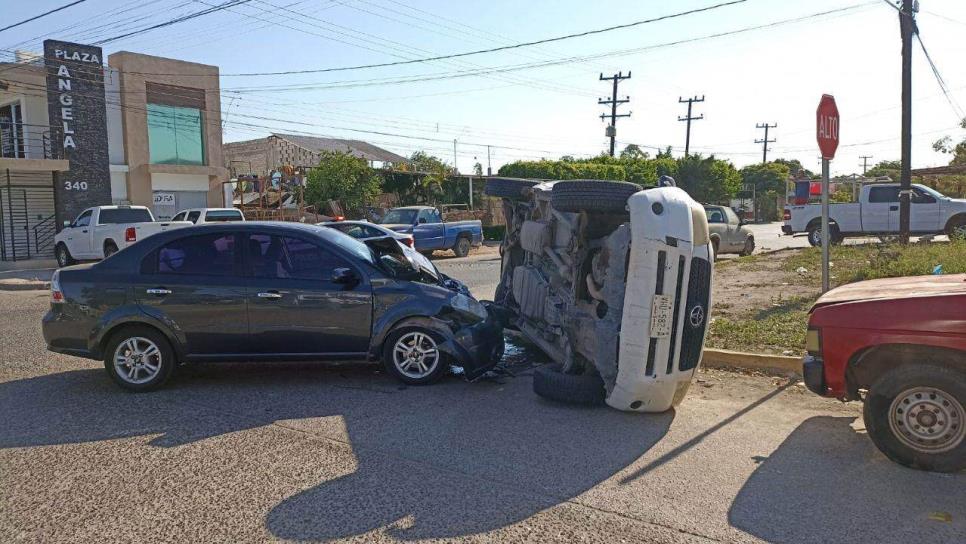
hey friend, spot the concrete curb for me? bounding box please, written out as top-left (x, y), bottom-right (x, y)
top-left (0, 279), bottom-right (50, 291)
top-left (701, 348), bottom-right (801, 374)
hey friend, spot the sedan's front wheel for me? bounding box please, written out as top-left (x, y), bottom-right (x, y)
top-left (383, 327), bottom-right (449, 385)
top-left (104, 327), bottom-right (176, 392)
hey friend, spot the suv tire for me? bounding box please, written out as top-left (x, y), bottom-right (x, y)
top-left (532, 363), bottom-right (605, 406)
top-left (484, 177), bottom-right (540, 200)
top-left (863, 363), bottom-right (965, 472)
top-left (550, 180), bottom-right (642, 214)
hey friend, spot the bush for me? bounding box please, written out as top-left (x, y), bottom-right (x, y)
top-left (306, 151), bottom-right (381, 215)
top-left (482, 225), bottom-right (506, 241)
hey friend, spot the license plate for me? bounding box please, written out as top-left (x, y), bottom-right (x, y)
top-left (650, 295), bottom-right (673, 338)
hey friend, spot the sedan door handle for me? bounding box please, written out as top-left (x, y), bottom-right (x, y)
top-left (146, 288), bottom-right (171, 296)
top-left (257, 291), bottom-right (282, 299)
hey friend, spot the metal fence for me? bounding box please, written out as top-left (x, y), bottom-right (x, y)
top-left (0, 170), bottom-right (56, 261)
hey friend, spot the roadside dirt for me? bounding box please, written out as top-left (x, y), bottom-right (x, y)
top-left (711, 249), bottom-right (819, 320)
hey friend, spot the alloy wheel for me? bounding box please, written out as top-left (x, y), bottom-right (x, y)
top-left (889, 386), bottom-right (965, 454)
top-left (392, 331), bottom-right (440, 379)
top-left (113, 337), bottom-right (163, 385)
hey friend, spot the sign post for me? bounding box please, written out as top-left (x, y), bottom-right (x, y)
top-left (816, 94), bottom-right (840, 293)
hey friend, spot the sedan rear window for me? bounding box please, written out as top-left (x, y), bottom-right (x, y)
top-left (205, 210), bottom-right (244, 222)
top-left (98, 208), bottom-right (153, 224)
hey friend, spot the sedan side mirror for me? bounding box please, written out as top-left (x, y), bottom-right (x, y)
top-left (332, 267), bottom-right (358, 284)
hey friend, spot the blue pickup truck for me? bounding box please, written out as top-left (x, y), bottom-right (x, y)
top-left (378, 206), bottom-right (483, 257)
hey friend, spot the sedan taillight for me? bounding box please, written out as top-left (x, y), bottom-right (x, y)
top-left (125, 227), bottom-right (137, 242)
top-left (782, 208), bottom-right (791, 221)
top-left (51, 270), bottom-right (64, 304)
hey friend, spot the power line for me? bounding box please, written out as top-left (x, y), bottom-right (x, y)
top-left (914, 32), bottom-right (965, 119)
top-left (678, 95), bottom-right (705, 157)
top-left (0, 0), bottom-right (89, 34)
top-left (93, 0), bottom-right (252, 45)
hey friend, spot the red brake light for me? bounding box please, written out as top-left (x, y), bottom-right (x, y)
top-left (782, 209), bottom-right (791, 221)
top-left (334, 216), bottom-right (344, 221)
top-left (51, 271), bottom-right (64, 304)
top-left (402, 237), bottom-right (414, 247)
top-left (125, 227), bottom-right (136, 242)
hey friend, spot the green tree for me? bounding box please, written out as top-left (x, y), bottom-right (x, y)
top-left (866, 160), bottom-right (901, 179)
top-left (620, 144), bottom-right (649, 161)
top-left (305, 151), bottom-right (381, 216)
top-left (675, 154), bottom-right (742, 204)
top-left (740, 162), bottom-right (791, 220)
top-left (773, 158), bottom-right (815, 179)
top-left (473, 162), bottom-right (484, 176)
top-left (932, 117), bottom-right (966, 166)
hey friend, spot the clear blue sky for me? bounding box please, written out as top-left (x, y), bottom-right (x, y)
top-left (3, 0), bottom-right (965, 175)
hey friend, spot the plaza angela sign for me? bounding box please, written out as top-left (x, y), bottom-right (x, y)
top-left (43, 40), bottom-right (112, 225)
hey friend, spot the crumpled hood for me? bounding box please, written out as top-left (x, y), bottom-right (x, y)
top-left (813, 273), bottom-right (966, 309)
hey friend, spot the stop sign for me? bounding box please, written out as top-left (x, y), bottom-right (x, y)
top-left (816, 94), bottom-right (839, 160)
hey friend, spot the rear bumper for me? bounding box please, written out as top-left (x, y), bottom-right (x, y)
top-left (802, 355), bottom-right (827, 396)
top-left (781, 225), bottom-right (793, 235)
top-left (42, 309), bottom-right (97, 359)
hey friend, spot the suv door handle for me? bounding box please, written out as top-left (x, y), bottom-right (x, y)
top-left (146, 288), bottom-right (171, 296)
top-left (257, 291), bottom-right (282, 299)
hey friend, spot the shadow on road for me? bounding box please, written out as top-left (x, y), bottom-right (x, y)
top-left (729, 416), bottom-right (966, 543)
top-left (0, 361), bottom-right (673, 540)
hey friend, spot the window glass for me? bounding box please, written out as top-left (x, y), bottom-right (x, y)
top-left (363, 225), bottom-right (386, 238)
top-left (205, 210), bottom-right (243, 222)
top-left (74, 210), bottom-right (92, 227)
top-left (158, 233), bottom-right (236, 276)
top-left (724, 207), bottom-right (740, 224)
top-left (248, 234), bottom-right (349, 280)
top-left (98, 208), bottom-right (153, 224)
top-left (147, 103), bottom-right (205, 165)
top-left (912, 188), bottom-right (936, 204)
top-left (172, 212), bottom-right (186, 222)
top-left (868, 186), bottom-right (900, 203)
top-left (186, 211), bottom-right (201, 223)
top-left (379, 209), bottom-right (416, 225)
top-left (705, 208), bottom-right (725, 224)
top-left (0, 102), bottom-right (25, 159)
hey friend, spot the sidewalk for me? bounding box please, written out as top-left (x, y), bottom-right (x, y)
top-left (0, 265), bottom-right (55, 291)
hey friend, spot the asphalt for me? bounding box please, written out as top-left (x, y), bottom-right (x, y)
top-left (1, 246), bottom-right (964, 543)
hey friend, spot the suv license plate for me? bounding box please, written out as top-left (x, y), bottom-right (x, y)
top-left (650, 295), bottom-right (673, 338)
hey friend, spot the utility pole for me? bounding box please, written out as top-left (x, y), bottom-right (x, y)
top-left (860, 155), bottom-right (873, 175)
top-left (755, 123), bottom-right (777, 163)
top-left (898, 0), bottom-right (917, 244)
top-left (486, 145), bottom-right (492, 176)
top-left (598, 71), bottom-right (632, 157)
top-left (453, 139), bottom-right (459, 174)
top-left (678, 95), bottom-right (705, 157)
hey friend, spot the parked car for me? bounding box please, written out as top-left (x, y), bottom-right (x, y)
top-left (377, 206), bottom-right (482, 257)
top-left (783, 183), bottom-right (966, 246)
top-left (172, 207), bottom-right (245, 224)
top-left (802, 274), bottom-right (965, 472)
top-left (54, 205), bottom-right (192, 267)
top-left (486, 177), bottom-right (714, 412)
top-left (319, 220), bottom-right (414, 247)
top-left (43, 222), bottom-right (504, 391)
top-left (704, 205), bottom-right (754, 257)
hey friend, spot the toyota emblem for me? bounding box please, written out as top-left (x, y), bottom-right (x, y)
top-left (688, 305), bottom-right (705, 328)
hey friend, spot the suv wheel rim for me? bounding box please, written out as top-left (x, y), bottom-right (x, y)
top-left (889, 386), bottom-right (964, 454)
top-left (113, 337), bottom-right (163, 384)
top-left (392, 331), bottom-right (439, 379)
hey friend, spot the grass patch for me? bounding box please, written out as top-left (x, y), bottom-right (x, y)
top-left (783, 240), bottom-right (966, 288)
top-left (708, 295), bottom-right (812, 355)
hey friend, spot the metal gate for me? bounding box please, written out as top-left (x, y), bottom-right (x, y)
top-left (1, 170), bottom-right (56, 261)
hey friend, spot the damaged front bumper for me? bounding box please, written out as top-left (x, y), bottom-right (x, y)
top-left (438, 302), bottom-right (507, 380)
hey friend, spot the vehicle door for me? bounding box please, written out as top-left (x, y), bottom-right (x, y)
top-left (910, 186), bottom-right (940, 233)
top-left (723, 207), bottom-right (744, 251)
top-left (863, 186), bottom-right (900, 232)
top-left (244, 232), bottom-right (373, 356)
top-left (134, 231), bottom-right (249, 356)
top-left (413, 208), bottom-right (445, 250)
top-left (64, 209), bottom-right (94, 258)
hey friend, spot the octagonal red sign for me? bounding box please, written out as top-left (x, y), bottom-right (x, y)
top-left (816, 94), bottom-right (839, 160)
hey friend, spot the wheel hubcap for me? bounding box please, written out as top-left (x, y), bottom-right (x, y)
top-left (889, 386), bottom-right (965, 454)
top-left (392, 332), bottom-right (439, 379)
top-left (113, 337), bottom-right (163, 384)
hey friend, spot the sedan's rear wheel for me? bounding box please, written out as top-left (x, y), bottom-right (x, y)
top-left (104, 326), bottom-right (176, 392)
top-left (383, 327), bottom-right (449, 385)
top-left (863, 363), bottom-right (965, 472)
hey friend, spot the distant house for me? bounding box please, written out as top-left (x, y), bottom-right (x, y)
top-left (223, 133), bottom-right (407, 176)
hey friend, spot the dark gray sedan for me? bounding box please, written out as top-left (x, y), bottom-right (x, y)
top-left (42, 222), bottom-right (504, 391)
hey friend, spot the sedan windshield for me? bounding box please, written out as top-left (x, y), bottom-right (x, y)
top-left (379, 209), bottom-right (416, 225)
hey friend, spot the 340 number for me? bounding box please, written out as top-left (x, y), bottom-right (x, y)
top-left (64, 181), bottom-right (88, 191)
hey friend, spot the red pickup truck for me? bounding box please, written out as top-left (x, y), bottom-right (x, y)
top-left (803, 274), bottom-right (965, 472)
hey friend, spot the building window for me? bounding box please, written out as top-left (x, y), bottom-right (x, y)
top-left (0, 102), bottom-right (25, 159)
top-left (147, 103), bottom-right (205, 165)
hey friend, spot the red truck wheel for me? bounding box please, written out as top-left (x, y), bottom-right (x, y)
top-left (864, 364), bottom-right (965, 472)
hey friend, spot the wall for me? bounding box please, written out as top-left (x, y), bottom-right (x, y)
top-left (0, 63), bottom-right (51, 159)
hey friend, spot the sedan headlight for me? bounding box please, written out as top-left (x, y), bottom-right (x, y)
top-left (450, 293), bottom-right (488, 321)
top-left (805, 328), bottom-right (822, 356)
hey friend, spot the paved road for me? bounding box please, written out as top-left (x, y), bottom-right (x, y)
top-left (1, 270), bottom-right (964, 542)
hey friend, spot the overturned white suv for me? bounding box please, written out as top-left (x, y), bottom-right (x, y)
top-left (486, 178), bottom-right (714, 412)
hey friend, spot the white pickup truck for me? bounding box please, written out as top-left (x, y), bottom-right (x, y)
top-left (54, 205), bottom-right (192, 267)
top-left (783, 183), bottom-right (966, 246)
